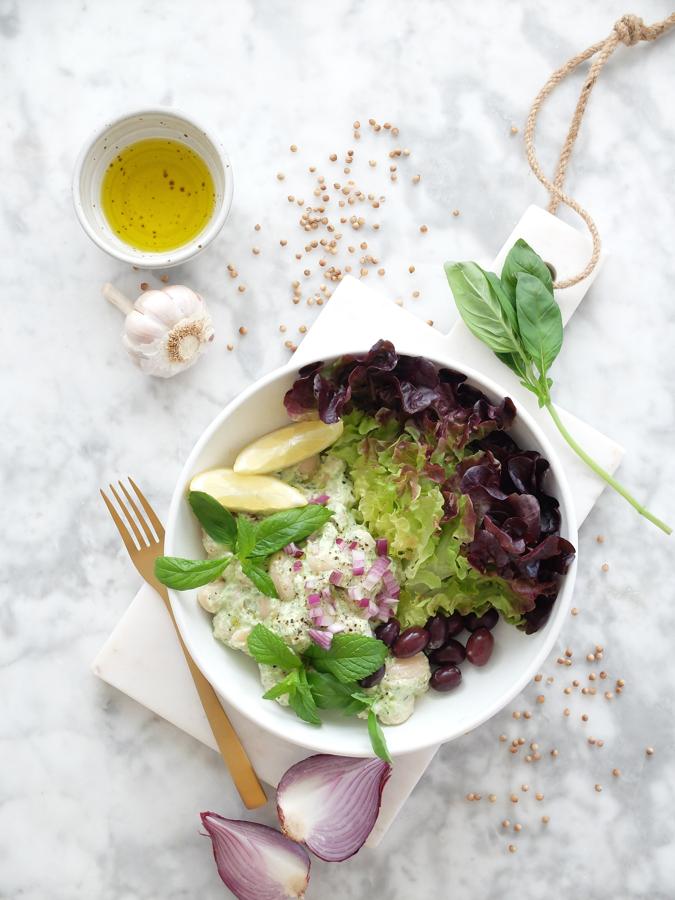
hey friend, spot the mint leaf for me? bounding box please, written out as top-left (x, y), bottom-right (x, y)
top-left (304, 633), bottom-right (388, 684)
top-left (236, 516), bottom-right (257, 559)
top-left (263, 669), bottom-right (299, 700)
top-left (306, 670), bottom-right (367, 714)
top-left (188, 491), bottom-right (237, 549)
top-left (515, 272), bottom-right (563, 376)
top-left (241, 560), bottom-right (278, 598)
top-left (247, 624), bottom-right (301, 670)
top-left (288, 669), bottom-right (321, 726)
top-left (501, 238), bottom-right (553, 298)
top-left (154, 555), bottom-right (230, 590)
top-left (368, 710), bottom-right (392, 763)
top-left (251, 505), bottom-right (333, 558)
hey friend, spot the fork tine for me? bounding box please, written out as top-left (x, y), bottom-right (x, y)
top-left (100, 488), bottom-right (139, 555)
top-left (109, 483), bottom-right (146, 548)
top-left (128, 477), bottom-right (165, 540)
top-left (118, 480), bottom-right (156, 544)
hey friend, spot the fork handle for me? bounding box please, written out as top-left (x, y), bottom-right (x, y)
top-left (154, 582), bottom-right (268, 809)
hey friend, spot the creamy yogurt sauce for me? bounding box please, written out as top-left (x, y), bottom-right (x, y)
top-left (196, 454), bottom-right (430, 724)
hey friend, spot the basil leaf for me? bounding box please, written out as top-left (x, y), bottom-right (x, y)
top-left (154, 555), bottom-right (230, 590)
top-left (515, 272), bottom-right (563, 374)
top-left (367, 710), bottom-right (392, 763)
top-left (251, 505), bottom-right (333, 558)
top-left (304, 633), bottom-right (388, 684)
top-left (188, 491), bottom-right (237, 548)
top-left (247, 624), bottom-right (301, 670)
top-left (501, 238), bottom-right (553, 298)
top-left (236, 516), bottom-right (257, 559)
top-left (263, 669), bottom-right (298, 700)
top-left (307, 670), bottom-right (367, 713)
top-left (288, 669), bottom-right (322, 726)
top-left (444, 261), bottom-right (522, 355)
top-left (484, 270), bottom-right (519, 335)
top-left (495, 351), bottom-right (528, 379)
top-left (241, 560), bottom-right (278, 598)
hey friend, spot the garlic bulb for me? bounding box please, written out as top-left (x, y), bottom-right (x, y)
top-left (103, 282), bottom-right (214, 378)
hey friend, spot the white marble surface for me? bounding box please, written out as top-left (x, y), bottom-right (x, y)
top-left (1, 1), bottom-right (674, 897)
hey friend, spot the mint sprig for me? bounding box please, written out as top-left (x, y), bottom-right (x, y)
top-left (248, 625), bottom-right (391, 761)
top-left (155, 495), bottom-right (334, 593)
top-left (445, 238), bottom-right (671, 535)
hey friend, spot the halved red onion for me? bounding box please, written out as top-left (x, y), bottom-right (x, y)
top-left (200, 812), bottom-right (311, 899)
top-left (276, 755), bottom-right (392, 862)
top-left (309, 628), bottom-right (333, 650)
top-left (328, 570), bottom-right (343, 586)
top-left (375, 538), bottom-right (388, 556)
top-left (362, 557), bottom-right (390, 591)
top-left (351, 549), bottom-right (366, 575)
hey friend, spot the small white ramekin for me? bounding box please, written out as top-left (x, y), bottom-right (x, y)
top-left (72, 107), bottom-right (233, 269)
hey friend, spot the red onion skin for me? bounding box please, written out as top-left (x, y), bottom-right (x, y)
top-left (276, 755), bottom-right (392, 862)
top-left (200, 812), bottom-right (311, 900)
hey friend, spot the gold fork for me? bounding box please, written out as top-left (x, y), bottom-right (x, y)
top-left (101, 477), bottom-right (267, 809)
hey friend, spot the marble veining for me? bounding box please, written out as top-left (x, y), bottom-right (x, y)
top-left (1, 0), bottom-right (674, 897)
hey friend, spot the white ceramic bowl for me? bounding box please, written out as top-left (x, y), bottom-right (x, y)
top-left (72, 107), bottom-right (233, 268)
top-left (165, 346), bottom-right (578, 757)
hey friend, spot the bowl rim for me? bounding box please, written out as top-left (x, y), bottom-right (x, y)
top-left (71, 105), bottom-right (233, 268)
top-left (165, 347), bottom-right (579, 756)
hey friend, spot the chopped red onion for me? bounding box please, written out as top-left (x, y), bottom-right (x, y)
top-left (367, 600), bottom-right (379, 617)
top-left (351, 548), bottom-right (366, 576)
top-left (283, 542), bottom-right (304, 558)
top-left (321, 587), bottom-right (332, 602)
top-left (327, 622), bottom-right (345, 633)
top-left (309, 628), bottom-right (333, 650)
top-left (357, 598), bottom-right (369, 608)
top-left (382, 570), bottom-right (400, 597)
top-left (309, 494), bottom-right (330, 505)
top-left (347, 586), bottom-right (360, 602)
top-left (348, 540), bottom-right (358, 550)
top-left (335, 537), bottom-right (345, 548)
top-left (328, 570), bottom-right (343, 586)
top-left (362, 557), bottom-right (390, 591)
top-left (309, 607), bottom-right (322, 621)
top-left (375, 538), bottom-right (389, 556)
top-left (200, 812), bottom-right (311, 900)
top-left (292, 560), bottom-right (303, 572)
top-left (276, 755), bottom-right (392, 862)
top-left (307, 593), bottom-right (321, 607)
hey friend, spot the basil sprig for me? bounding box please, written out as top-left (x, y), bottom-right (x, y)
top-left (248, 625), bottom-right (391, 761)
top-left (445, 239), bottom-right (671, 535)
top-left (154, 494), bottom-right (333, 594)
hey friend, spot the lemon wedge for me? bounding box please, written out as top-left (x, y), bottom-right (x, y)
top-left (190, 468), bottom-right (307, 513)
top-left (233, 419), bottom-right (344, 475)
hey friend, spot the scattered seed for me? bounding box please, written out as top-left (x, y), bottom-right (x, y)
top-left (140, 281), bottom-right (149, 291)
top-left (254, 223), bottom-right (261, 231)
top-left (488, 794), bottom-right (497, 803)
top-left (521, 784), bottom-right (529, 793)
top-left (510, 794), bottom-right (519, 804)
top-left (534, 674), bottom-right (543, 683)
top-left (276, 172), bottom-right (285, 181)
top-left (452, 209), bottom-right (460, 217)
top-left (541, 815), bottom-right (550, 825)
top-left (226, 343), bottom-right (234, 351)
top-left (612, 768), bottom-right (621, 777)
top-left (595, 784), bottom-right (603, 793)
top-left (536, 695), bottom-right (545, 704)
top-left (412, 174), bottom-right (421, 184)
top-left (510, 125), bottom-right (519, 135)
top-left (571, 607), bottom-right (579, 616)
top-left (508, 844), bottom-right (517, 854)
top-left (646, 747), bottom-right (655, 756)
top-left (408, 265), bottom-right (416, 273)
top-left (238, 285), bottom-right (246, 293)
top-left (502, 819), bottom-right (510, 828)
top-left (581, 714), bottom-right (588, 722)
top-left (550, 749), bottom-right (559, 758)
top-left (523, 711), bottom-right (532, 720)
top-left (563, 708), bottom-right (570, 717)
top-left (280, 239), bottom-right (287, 246)
top-left (252, 247), bottom-right (260, 255)
top-left (514, 823), bottom-right (522, 833)
top-left (238, 326), bottom-right (247, 335)
top-left (499, 734), bottom-right (507, 742)
top-left (290, 144), bottom-right (297, 153)
top-left (419, 224), bottom-right (428, 233)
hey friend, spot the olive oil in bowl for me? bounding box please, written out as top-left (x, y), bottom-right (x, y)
top-left (101, 138), bottom-right (216, 252)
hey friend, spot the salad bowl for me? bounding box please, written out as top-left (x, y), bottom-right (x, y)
top-left (165, 343), bottom-right (578, 757)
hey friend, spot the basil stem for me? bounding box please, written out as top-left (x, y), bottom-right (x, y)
top-left (544, 401), bottom-right (672, 535)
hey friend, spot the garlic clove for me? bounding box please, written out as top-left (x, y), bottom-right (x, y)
top-left (163, 283), bottom-right (204, 317)
top-left (135, 289), bottom-right (184, 327)
top-left (124, 309), bottom-right (167, 345)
